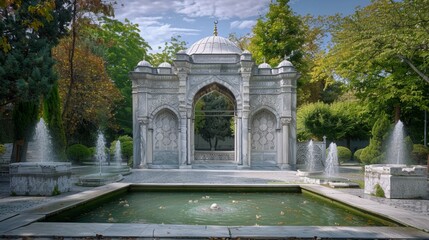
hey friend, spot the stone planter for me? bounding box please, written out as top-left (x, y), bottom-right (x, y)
top-left (9, 162), bottom-right (71, 196)
top-left (364, 164), bottom-right (427, 199)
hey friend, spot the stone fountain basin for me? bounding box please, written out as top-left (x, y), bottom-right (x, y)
top-left (77, 173), bottom-right (123, 187)
top-left (9, 162), bottom-right (72, 196)
top-left (296, 169), bottom-right (323, 177)
top-left (364, 164), bottom-right (428, 199)
top-left (365, 164), bottom-right (427, 176)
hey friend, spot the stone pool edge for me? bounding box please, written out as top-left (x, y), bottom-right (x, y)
top-left (0, 183), bottom-right (428, 239)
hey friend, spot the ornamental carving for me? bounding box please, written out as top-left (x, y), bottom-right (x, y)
top-left (153, 110), bottom-right (178, 151)
top-left (149, 94), bottom-right (179, 114)
top-left (250, 95), bottom-right (280, 112)
top-left (251, 110), bottom-right (276, 151)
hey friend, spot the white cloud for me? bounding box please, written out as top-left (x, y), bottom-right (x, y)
top-left (183, 17), bottom-right (196, 22)
top-left (173, 0), bottom-right (269, 20)
top-left (133, 18), bottom-right (200, 53)
top-left (115, 0), bottom-right (269, 20)
top-left (230, 20), bottom-right (256, 29)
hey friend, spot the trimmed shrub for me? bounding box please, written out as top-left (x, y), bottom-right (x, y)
top-left (66, 144), bottom-right (91, 163)
top-left (110, 135), bottom-right (133, 164)
top-left (360, 114), bottom-right (390, 164)
top-left (0, 144), bottom-right (5, 155)
top-left (411, 144), bottom-right (429, 165)
top-left (337, 146), bottom-right (352, 163)
top-left (353, 148), bottom-right (364, 162)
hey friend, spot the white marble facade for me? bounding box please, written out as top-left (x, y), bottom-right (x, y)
top-left (130, 34), bottom-right (299, 169)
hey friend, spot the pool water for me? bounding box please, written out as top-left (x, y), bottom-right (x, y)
top-left (59, 191), bottom-right (392, 226)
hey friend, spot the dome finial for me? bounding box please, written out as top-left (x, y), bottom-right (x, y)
top-left (213, 20), bottom-right (218, 36)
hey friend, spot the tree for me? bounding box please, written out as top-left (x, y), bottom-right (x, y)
top-left (53, 36), bottom-right (122, 144)
top-left (195, 92), bottom-right (234, 150)
top-left (297, 101), bottom-right (370, 144)
top-left (326, 0), bottom-right (429, 121)
top-left (249, 0), bottom-right (304, 67)
top-left (249, 1), bottom-right (338, 105)
top-left (150, 35), bottom-right (186, 67)
top-left (0, 0), bottom-right (72, 162)
top-left (61, 0), bottom-right (113, 130)
top-left (87, 17), bottom-right (151, 135)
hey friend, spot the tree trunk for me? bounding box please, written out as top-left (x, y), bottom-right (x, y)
top-left (61, 0), bottom-right (77, 122)
top-left (394, 105), bottom-right (401, 123)
top-left (10, 139), bottom-right (25, 163)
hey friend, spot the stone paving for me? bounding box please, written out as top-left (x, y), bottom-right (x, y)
top-left (0, 165), bottom-right (428, 218)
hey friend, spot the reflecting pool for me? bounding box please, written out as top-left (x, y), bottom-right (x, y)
top-left (50, 190), bottom-right (395, 226)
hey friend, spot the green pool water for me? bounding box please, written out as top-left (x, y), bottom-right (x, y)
top-left (53, 190), bottom-right (394, 226)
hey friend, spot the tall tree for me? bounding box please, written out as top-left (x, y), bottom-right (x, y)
top-left (326, 0), bottom-right (429, 121)
top-left (0, 0), bottom-right (72, 162)
top-left (61, 0), bottom-right (113, 131)
top-left (53, 36), bottom-right (122, 145)
top-left (195, 92), bottom-right (234, 150)
top-left (87, 17), bottom-right (151, 135)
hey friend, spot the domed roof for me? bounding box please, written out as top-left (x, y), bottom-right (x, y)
top-left (258, 62), bottom-right (272, 69)
top-left (137, 60), bottom-right (152, 67)
top-left (278, 59), bottom-right (293, 67)
top-left (186, 36), bottom-right (242, 55)
top-left (158, 62), bottom-right (172, 68)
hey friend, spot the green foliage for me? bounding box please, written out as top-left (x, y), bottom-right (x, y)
top-left (360, 114), bottom-right (390, 164)
top-left (66, 144), bottom-right (91, 163)
top-left (43, 83), bottom-right (66, 160)
top-left (0, 0), bottom-right (72, 106)
top-left (87, 17), bottom-right (152, 135)
top-left (336, 146), bottom-right (352, 163)
top-left (0, 144), bottom-right (5, 155)
top-left (326, 0), bottom-right (429, 118)
top-left (353, 149), bottom-right (364, 162)
top-left (297, 102), bottom-right (367, 141)
top-left (195, 92), bottom-right (234, 150)
top-left (110, 135), bottom-right (133, 161)
top-left (150, 35), bottom-right (187, 67)
top-left (374, 184), bottom-right (385, 198)
top-left (249, 0), bottom-right (304, 67)
top-left (51, 185), bottom-right (61, 196)
top-left (411, 144), bottom-right (428, 165)
top-left (1, 1), bottom-right (72, 162)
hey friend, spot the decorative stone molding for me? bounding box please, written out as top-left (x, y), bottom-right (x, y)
top-left (280, 117), bottom-right (292, 126)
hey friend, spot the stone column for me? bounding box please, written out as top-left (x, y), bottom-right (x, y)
top-left (236, 116), bottom-right (242, 165)
top-left (138, 117), bottom-right (149, 168)
top-left (280, 117), bottom-right (291, 169)
top-left (241, 112), bottom-right (249, 168)
top-left (147, 127), bottom-right (153, 166)
top-left (179, 117), bottom-right (188, 168)
top-left (240, 59), bottom-right (252, 169)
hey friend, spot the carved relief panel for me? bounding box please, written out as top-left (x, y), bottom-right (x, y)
top-left (251, 110), bottom-right (277, 151)
top-left (153, 110), bottom-right (179, 165)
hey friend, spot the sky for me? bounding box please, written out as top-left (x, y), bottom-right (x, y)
top-left (113, 0), bottom-right (371, 53)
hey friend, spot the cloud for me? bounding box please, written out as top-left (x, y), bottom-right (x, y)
top-left (115, 0), bottom-right (269, 20)
top-left (173, 0), bottom-right (269, 20)
top-left (115, 15), bottom-right (199, 53)
top-left (230, 20), bottom-right (256, 29)
top-left (183, 17), bottom-right (196, 22)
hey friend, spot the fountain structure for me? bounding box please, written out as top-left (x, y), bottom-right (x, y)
top-left (9, 119), bottom-right (72, 196)
top-left (298, 141), bottom-right (358, 188)
top-left (296, 140), bottom-right (323, 176)
top-left (105, 139), bottom-right (131, 176)
top-left (365, 120), bottom-right (427, 198)
top-left (77, 132), bottom-right (124, 186)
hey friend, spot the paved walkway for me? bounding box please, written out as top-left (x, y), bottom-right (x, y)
top-left (0, 166), bottom-right (428, 217)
